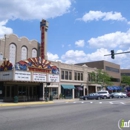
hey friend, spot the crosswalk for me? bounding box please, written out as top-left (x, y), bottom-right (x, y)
top-left (65, 100), bottom-right (126, 105)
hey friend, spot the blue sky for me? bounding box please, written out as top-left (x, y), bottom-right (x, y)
top-left (0, 0), bottom-right (130, 69)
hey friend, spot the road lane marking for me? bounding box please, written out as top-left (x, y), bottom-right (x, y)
top-left (109, 102), bottom-right (113, 104)
top-left (99, 102), bottom-right (102, 104)
top-left (120, 102), bottom-right (125, 105)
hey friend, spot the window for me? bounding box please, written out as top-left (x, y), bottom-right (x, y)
top-left (111, 78), bottom-right (120, 82)
top-left (69, 72), bottom-right (72, 80)
top-left (81, 73), bottom-right (83, 80)
top-left (21, 46), bottom-right (27, 60)
top-left (61, 70), bottom-right (72, 80)
top-left (32, 49), bottom-right (37, 58)
top-left (75, 72), bottom-right (83, 81)
top-left (9, 43), bottom-right (16, 66)
top-left (75, 72), bottom-right (77, 80)
top-left (121, 73), bottom-right (130, 76)
top-left (61, 71), bottom-right (64, 79)
top-left (88, 73), bottom-right (91, 81)
top-left (65, 71), bottom-right (68, 80)
top-left (78, 73), bottom-right (80, 80)
top-left (105, 66), bottom-right (119, 73)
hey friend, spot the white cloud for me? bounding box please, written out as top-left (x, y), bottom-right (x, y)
top-left (0, 20), bottom-right (13, 38)
top-left (47, 52), bottom-right (59, 61)
top-left (75, 40), bottom-right (85, 47)
top-left (0, 0), bottom-right (72, 38)
top-left (47, 48), bottom-right (130, 69)
top-left (0, 0), bottom-right (72, 21)
top-left (88, 29), bottom-right (130, 49)
top-left (78, 11), bottom-right (128, 23)
top-left (61, 48), bottom-right (109, 64)
top-left (60, 48), bottom-right (130, 69)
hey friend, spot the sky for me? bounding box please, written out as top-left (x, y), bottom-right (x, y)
top-left (0, 0), bottom-right (130, 69)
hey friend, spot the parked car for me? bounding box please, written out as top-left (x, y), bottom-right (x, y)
top-left (111, 92), bottom-right (127, 98)
top-left (84, 93), bottom-right (103, 100)
top-left (79, 95), bottom-right (88, 100)
top-left (97, 90), bottom-right (110, 99)
top-left (127, 92), bottom-right (130, 97)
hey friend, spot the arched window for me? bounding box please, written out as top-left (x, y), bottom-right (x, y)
top-left (21, 46), bottom-right (27, 60)
top-left (9, 43), bottom-right (16, 66)
top-left (32, 49), bottom-right (37, 58)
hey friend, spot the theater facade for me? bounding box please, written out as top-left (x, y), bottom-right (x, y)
top-left (0, 57), bottom-right (59, 102)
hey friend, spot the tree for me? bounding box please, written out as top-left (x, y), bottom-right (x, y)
top-left (89, 69), bottom-right (113, 87)
top-left (121, 75), bottom-right (130, 86)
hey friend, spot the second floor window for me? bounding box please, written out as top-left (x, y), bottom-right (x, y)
top-left (61, 70), bottom-right (72, 80)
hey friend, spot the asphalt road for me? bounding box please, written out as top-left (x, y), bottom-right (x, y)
top-left (0, 98), bottom-right (130, 130)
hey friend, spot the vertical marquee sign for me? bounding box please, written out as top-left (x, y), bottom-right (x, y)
top-left (40, 19), bottom-right (47, 59)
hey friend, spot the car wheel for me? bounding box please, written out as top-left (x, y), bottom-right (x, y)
top-left (104, 96), bottom-right (107, 99)
top-left (109, 96), bottom-right (112, 99)
top-left (97, 97), bottom-right (100, 100)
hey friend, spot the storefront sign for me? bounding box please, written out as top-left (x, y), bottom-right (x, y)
top-left (33, 73), bottom-right (46, 82)
top-left (48, 74), bottom-right (59, 82)
top-left (14, 71), bottom-right (31, 81)
top-left (0, 71), bottom-right (13, 81)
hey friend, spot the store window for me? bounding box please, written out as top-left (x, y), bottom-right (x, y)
top-left (52, 88), bottom-right (58, 99)
top-left (6, 86), bottom-right (10, 97)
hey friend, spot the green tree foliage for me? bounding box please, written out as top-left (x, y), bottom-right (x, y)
top-left (121, 75), bottom-right (130, 86)
top-left (89, 69), bottom-right (113, 87)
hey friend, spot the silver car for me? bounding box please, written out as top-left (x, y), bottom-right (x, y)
top-left (111, 92), bottom-right (127, 98)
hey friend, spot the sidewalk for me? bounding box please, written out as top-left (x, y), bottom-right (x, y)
top-left (0, 99), bottom-right (79, 107)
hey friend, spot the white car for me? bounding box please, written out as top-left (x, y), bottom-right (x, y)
top-left (97, 90), bottom-right (110, 99)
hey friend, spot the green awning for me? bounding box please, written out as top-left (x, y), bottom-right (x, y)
top-left (61, 84), bottom-right (75, 89)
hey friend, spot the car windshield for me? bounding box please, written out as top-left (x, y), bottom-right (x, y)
top-left (98, 92), bottom-right (107, 94)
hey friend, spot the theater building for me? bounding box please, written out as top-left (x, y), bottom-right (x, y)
top-left (0, 19), bottom-right (104, 102)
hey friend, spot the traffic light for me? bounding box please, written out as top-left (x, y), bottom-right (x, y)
top-left (111, 50), bottom-right (115, 59)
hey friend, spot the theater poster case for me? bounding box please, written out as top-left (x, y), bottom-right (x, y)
top-left (48, 74), bottom-right (59, 82)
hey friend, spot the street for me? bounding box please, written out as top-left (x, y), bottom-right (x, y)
top-left (0, 98), bottom-right (130, 130)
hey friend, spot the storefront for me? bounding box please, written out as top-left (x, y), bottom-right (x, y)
top-left (61, 84), bottom-right (75, 99)
top-left (74, 85), bottom-right (84, 98)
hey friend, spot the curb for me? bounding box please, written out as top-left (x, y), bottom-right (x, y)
top-left (0, 101), bottom-right (54, 107)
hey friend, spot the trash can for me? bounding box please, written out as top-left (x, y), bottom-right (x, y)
top-left (49, 95), bottom-right (53, 101)
top-left (14, 96), bottom-right (18, 103)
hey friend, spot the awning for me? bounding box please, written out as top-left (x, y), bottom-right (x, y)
top-left (77, 87), bottom-right (83, 90)
top-left (126, 87), bottom-right (130, 91)
top-left (107, 86), bottom-right (112, 90)
top-left (61, 84), bottom-right (75, 89)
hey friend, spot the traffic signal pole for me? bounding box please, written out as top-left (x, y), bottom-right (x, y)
top-left (104, 51), bottom-right (130, 59)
